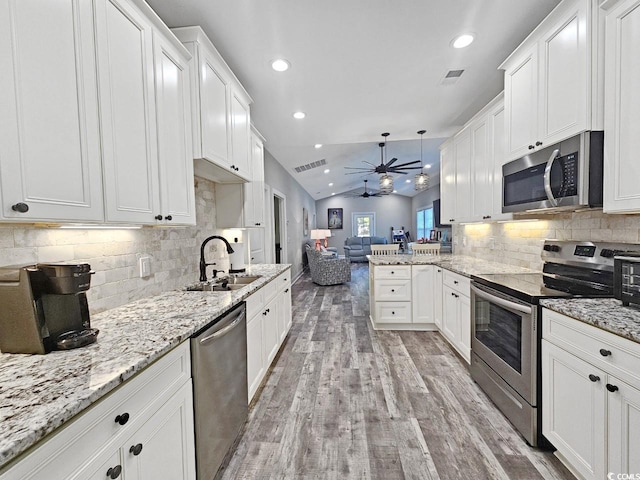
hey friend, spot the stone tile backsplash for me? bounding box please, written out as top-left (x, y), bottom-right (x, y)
top-left (453, 209), bottom-right (640, 271)
top-left (0, 177), bottom-right (219, 313)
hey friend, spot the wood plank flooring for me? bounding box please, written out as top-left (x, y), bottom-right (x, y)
top-left (220, 264), bottom-right (575, 480)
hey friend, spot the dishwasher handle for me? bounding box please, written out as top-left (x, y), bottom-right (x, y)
top-left (199, 310), bottom-right (246, 345)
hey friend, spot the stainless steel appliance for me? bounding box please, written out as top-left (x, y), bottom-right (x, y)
top-left (470, 240), bottom-right (637, 447)
top-left (502, 131), bottom-right (603, 214)
top-left (191, 302), bottom-right (247, 480)
top-left (0, 263), bottom-right (97, 354)
top-left (614, 253), bottom-right (640, 306)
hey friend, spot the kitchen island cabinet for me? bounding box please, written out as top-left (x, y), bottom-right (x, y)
top-left (0, 264), bottom-right (291, 476)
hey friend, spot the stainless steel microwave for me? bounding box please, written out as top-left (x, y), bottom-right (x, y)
top-left (502, 131), bottom-right (604, 214)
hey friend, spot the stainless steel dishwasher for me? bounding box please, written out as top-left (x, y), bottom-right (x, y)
top-left (191, 302), bottom-right (247, 480)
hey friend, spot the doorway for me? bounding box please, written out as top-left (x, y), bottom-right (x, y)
top-left (272, 189), bottom-right (287, 264)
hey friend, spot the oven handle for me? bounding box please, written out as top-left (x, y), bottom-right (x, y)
top-left (543, 148), bottom-right (560, 207)
top-left (471, 285), bottom-right (532, 315)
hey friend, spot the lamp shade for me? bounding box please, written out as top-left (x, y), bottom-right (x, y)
top-left (379, 174), bottom-right (394, 194)
top-left (310, 229), bottom-right (325, 240)
top-left (322, 229), bottom-right (331, 238)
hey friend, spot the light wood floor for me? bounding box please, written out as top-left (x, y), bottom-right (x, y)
top-left (221, 264), bottom-right (575, 480)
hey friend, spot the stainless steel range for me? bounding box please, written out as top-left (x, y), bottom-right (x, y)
top-left (470, 240), bottom-right (640, 447)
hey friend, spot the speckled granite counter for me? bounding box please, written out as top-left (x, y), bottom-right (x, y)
top-left (367, 254), bottom-right (534, 277)
top-left (0, 264), bottom-right (290, 469)
top-left (540, 298), bottom-right (640, 344)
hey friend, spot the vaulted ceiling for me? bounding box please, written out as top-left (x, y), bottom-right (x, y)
top-left (147, 0), bottom-right (561, 199)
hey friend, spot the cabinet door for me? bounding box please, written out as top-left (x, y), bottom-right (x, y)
top-left (442, 285), bottom-right (459, 345)
top-left (504, 46), bottom-right (538, 161)
top-left (471, 117), bottom-right (491, 221)
top-left (125, 382), bottom-right (196, 480)
top-left (489, 102), bottom-right (511, 221)
top-left (154, 33), bottom-right (196, 226)
top-left (249, 228), bottom-right (265, 264)
top-left (457, 293), bottom-right (471, 363)
top-left (262, 298), bottom-right (279, 366)
top-left (283, 285), bottom-right (293, 333)
top-left (433, 267), bottom-right (443, 329)
top-left (607, 376), bottom-right (640, 477)
top-left (603, 0), bottom-right (640, 213)
top-left (247, 312), bottom-right (265, 402)
top-left (230, 92), bottom-right (251, 180)
top-left (454, 129), bottom-right (472, 222)
top-left (96, 0), bottom-right (160, 223)
top-left (538, 1), bottom-right (588, 146)
top-left (199, 46), bottom-right (230, 166)
top-left (412, 266), bottom-right (434, 325)
top-left (76, 450), bottom-right (124, 480)
top-left (244, 134), bottom-right (265, 227)
top-left (0, 0), bottom-right (104, 222)
top-left (439, 142), bottom-right (456, 223)
top-left (542, 340), bottom-right (606, 480)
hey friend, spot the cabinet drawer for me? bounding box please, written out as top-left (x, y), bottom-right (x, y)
top-left (245, 290), bottom-right (264, 320)
top-left (375, 302), bottom-right (411, 324)
top-left (375, 265), bottom-right (411, 280)
top-left (374, 279), bottom-right (411, 302)
top-left (543, 308), bottom-right (640, 387)
top-left (0, 343), bottom-right (191, 479)
top-left (277, 271), bottom-right (291, 292)
top-left (443, 270), bottom-right (470, 293)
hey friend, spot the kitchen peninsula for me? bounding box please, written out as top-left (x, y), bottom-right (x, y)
top-left (368, 254), bottom-right (532, 362)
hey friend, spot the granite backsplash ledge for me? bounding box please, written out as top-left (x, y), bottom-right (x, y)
top-left (0, 177), bottom-right (218, 313)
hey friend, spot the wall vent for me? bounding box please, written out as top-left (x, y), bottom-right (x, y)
top-left (294, 158), bottom-right (327, 173)
top-left (441, 69), bottom-right (465, 86)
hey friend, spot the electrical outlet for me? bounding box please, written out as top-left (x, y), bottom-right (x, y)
top-left (139, 256), bottom-right (151, 278)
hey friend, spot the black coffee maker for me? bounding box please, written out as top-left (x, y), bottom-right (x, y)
top-left (0, 263), bottom-right (99, 354)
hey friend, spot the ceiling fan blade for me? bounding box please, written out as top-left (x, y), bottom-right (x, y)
top-left (362, 161), bottom-right (377, 167)
top-left (386, 158), bottom-right (398, 167)
top-left (392, 160), bottom-right (422, 167)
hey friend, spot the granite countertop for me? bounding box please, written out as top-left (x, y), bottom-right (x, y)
top-left (367, 254), bottom-right (534, 277)
top-left (540, 298), bottom-right (640, 345)
top-left (0, 264), bottom-right (290, 469)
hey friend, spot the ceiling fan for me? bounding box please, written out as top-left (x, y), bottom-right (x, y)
top-left (344, 132), bottom-right (423, 176)
top-left (344, 179), bottom-right (384, 198)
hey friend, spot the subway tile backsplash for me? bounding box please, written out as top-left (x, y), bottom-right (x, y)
top-left (0, 177), bottom-right (218, 313)
top-left (453, 209), bottom-right (640, 271)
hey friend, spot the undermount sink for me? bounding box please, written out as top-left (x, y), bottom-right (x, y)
top-left (184, 275), bottom-right (262, 292)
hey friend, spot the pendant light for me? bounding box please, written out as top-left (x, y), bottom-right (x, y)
top-left (414, 129), bottom-right (430, 191)
top-left (378, 133), bottom-right (394, 194)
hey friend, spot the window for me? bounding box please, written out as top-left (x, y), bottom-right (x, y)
top-left (416, 207), bottom-right (434, 240)
top-left (352, 212), bottom-right (376, 237)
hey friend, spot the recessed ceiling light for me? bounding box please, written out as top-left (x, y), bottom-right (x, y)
top-left (452, 34), bottom-right (474, 49)
top-left (424, 164), bottom-right (432, 169)
top-left (315, 144), bottom-right (323, 149)
top-left (331, 192), bottom-right (336, 196)
top-left (328, 183), bottom-right (334, 187)
top-left (393, 190), bottom-right (398, 193)
top-left (405, 179), bottom-right (411, 183)
top-left (271, 59), bottom-right (290, 72)
top-left (324, 169), bottom-right (330, 174)
top-left (293, 111), bottom-right (306, 119)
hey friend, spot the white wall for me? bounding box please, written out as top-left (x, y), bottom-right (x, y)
top-left (263, 150), bottom-right (317, 279)
top-left (315, 193), bottom-right (413, 253)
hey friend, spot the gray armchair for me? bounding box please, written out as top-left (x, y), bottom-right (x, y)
top-left (305, 245), bottom-right (351, 286)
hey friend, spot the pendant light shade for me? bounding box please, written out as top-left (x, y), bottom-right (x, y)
top-left (414, 129), bottom-right (430, 191)
top-left (379, 174), bottom-right (394, 194)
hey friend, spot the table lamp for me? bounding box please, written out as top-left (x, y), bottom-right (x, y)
top-left (322, 229), bottom-right (331, 248)
top-left (310, 229), bottom-right (324, 251)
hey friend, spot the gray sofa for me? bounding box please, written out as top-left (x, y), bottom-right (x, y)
top-left (343, 236), bottom-right (388, 262)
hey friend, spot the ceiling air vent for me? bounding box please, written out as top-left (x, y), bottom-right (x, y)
top-left (441, 69), bottom-right (465, 86)
top-left (294, 158), bottom-right (327, 173)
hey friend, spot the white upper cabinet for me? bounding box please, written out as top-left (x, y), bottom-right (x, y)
top-left (439, 141), bottom-right (456, 224)
top-left (244, 129), bottom-right (265, 227)
top-left (501, 0), bottom-right (601, 161)
top-left (0, 0), bottom-right (104, 222)
top-left (154, 31), bottom-right (196, 225)
top-left (471, 116), bottom-right (491, 220)
top-left (172, 27), bottom-right (253, 184)
top-left (95, 0), bottom-right (160, 224)
top-left (489, 100), bottom-right (512, 221)
top-left (453, 128), bottom-right (472, 222)
top-left (602, 0), bottom-right (640, 213)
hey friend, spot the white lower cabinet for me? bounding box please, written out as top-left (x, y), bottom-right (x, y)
top-left (433, 267), bottom-right (444, 329)
top-left (412, 265), bottom-right (435, 324)
top-left (246, 271), bottom-right (292, 402)
top-left (542, 308), bottom-right (640, 479)
top-left (0, 343), bottom-right (195, 480)
top-left (441, 270), bottom-right (471, 363)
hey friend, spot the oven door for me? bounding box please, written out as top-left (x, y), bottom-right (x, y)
top-left (470, 283), bottom-right (536, 404)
